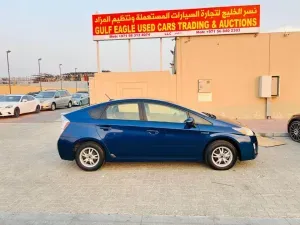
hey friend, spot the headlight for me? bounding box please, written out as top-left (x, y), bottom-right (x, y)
top-left (233, 127), bottom-right (254, 136)
top-left (5, 105), bottom-right (13, 108)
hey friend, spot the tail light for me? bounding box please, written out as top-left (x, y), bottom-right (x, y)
top-left (61, 113), bottom-right (70, 133)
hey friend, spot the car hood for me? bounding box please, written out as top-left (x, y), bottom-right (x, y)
top-left (72, 98), bottom-right (81, 101)
top-left (0, 102), bottom-right (18, 108)
top-left (37, 98), bottom-right (53, 103)
top-left (201, 112), bottom-right (245, 127)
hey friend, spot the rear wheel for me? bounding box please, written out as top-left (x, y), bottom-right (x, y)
top-left (288, 120), bottom-right (300, 142)
top-left (51, 103), bottom-right (56, 111)
top-left (35, 105), bottom-right (40, 113)
top-left (205, 140), bottom-right (238, 170)
top-left (14, 107), bottom-right (20, 118)
top-left (75, 142), bottom-right (105, 171)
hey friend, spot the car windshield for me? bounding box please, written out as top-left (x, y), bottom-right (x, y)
top-left (0, 96), bottom-right (21, 102)
top-left (36, 92), bottom-right (55, 98)
top-left (72, 94), bottom-right (82, 98)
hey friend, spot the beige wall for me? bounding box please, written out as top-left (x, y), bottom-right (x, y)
top-left (90, 71), bottom-right (177, 104)
top-left (90, 32), bottom-right (300, 119)
top-left (0, 85), bottom-right (85, 95)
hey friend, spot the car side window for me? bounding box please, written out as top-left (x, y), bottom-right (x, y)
top-left (59, 91), bottom-right (66, 97)
top-left (64, 91), bottom-right (71, 96)
top-left (105, 103), bottom-right (140, 120)
top-left (21, 96), bottom-right (29, 102)
top-left (144, 103), bottom-right (188, 123)
top-left (189, 113), bottom-right (212, 125)
top-left (27, 95), bottom-right (34, 101)
top-left (55, 92), bottom-right (60, 98)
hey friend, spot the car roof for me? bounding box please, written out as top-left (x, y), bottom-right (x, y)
top-left (106, 98), bottom-right (174, 104)
top-left (5, 94), bottom-right (24, 97)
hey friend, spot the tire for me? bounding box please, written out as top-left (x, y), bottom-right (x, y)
top-left (51, 103), bottom-right (56, 111)
top-left (67, 101), bottom-right (72, 108)
top-left (75, 142), bottom-right (105, 171)
top-left (14, 107), bottom-right (20, 118)
top-left (35, 105), bottom-right (40, 113)
top-left (288, 120), bottom-right (300, 143)
top-left (205, 140), bottom-right (238, 170)
top-left (79, 101), bottom-right (82, 106)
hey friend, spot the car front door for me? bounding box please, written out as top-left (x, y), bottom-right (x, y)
top-left (26, 95), bottom-right (36, 112)
top-left (59, 91), bottom-right (67, 106)
top-left (95, 102), bottom-right (149, 160)
top-left (19, 96), bottom-right (30, 114)
top-left (54, 92), bottom-right (63, 107)
top-left (140, 102), bottom-right (207, 160)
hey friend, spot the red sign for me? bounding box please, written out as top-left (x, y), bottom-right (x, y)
top-left (92, 5), bottom-right (260, 40)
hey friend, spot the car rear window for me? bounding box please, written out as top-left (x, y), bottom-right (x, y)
top-left (88, 105), bottom-right (106, 119)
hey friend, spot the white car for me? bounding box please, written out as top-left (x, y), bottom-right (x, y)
top-left (0, 95), bottom-right (41, 118)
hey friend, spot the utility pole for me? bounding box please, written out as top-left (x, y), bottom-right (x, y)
top-left (59, 64), bottom-right (62, 89)
top-left (38, 58), bottom-right (42, 91)
top-left (6, 50), bottom-right (11, 94)
top-left (75, 68), bottom-right (78, 92)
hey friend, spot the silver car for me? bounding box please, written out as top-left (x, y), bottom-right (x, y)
top-left (36, 90), bottom-right (73, 111)
top-left (72, 93), bottom-right (89, 106)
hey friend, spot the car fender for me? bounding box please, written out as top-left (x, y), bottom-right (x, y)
top-left (73, 137), bottom-right (112, 160)
top-left (204, 132), bottom-right (249, 158)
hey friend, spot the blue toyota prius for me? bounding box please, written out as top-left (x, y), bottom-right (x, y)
top-left (57, 98), bottom-right (258, 171)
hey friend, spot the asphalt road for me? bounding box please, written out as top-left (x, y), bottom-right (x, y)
top-left (0, 107), bottom-right (79, 123)
top-left (0, 122), bottom-right (300, 220)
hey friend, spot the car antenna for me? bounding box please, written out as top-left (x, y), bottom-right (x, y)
top-left (105, 94), bottom-right (113, 101)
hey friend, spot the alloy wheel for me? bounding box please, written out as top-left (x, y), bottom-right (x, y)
top-left (290, 121), bottom-right (300, 142)
top-left (211, 146), bottom-right (233, 168)
top-left (79, 147), bottom-right (100, 168)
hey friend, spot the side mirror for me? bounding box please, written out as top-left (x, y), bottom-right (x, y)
top-left (185, 117), bottom-right (196, 128)
top-left (55, 96), bottom-right (59, 98)
top-left (22, 99), bottom-right (28, 102)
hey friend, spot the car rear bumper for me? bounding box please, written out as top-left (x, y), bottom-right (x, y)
top-left (57, 136), bottom-right (77, 161)
top-left (0, 108), bottom-right (14, 117)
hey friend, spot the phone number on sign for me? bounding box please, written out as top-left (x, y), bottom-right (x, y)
top-left (108, 29), bottom-right (241, 39)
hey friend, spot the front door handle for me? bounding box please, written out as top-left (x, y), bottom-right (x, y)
top-left (98, 125), bottom-right (111, 131)
top-left (147, 130), bottom-right (159, 135)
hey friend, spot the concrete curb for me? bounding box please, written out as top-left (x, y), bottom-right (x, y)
top-left (257, 132), bottom-right (289, 138)
top-left (1, 212), bottom-right (299, 225)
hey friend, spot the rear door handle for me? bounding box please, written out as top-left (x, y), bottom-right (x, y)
top-left (147, 130), bottom-right (159, 135)
top-left (98, 125), bottom-right (111, 131)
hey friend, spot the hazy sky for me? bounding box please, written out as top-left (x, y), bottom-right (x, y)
top-left (1, 0), bottom-right (300, 77)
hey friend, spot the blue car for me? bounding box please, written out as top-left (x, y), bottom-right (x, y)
top-left (57, 98), bottom-right (258, 171)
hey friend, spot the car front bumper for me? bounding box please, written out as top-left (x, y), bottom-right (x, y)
top-left (0, 108), bottom-right (15, 117)
top-left (41, 102), bottom-right (52, 110)
top-left (239, 135), bottom-right (258, 161)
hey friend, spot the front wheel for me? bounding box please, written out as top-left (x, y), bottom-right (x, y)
top-left (35, 105), bottom-right (40, 113)
top-left (75, 142), bottom-right (105, 171)
top-left (14, 108), bottom-right (20, 118)
top-left (288, 120), bottom-right (300, 142)
top-left (67, 101), bottom-right (72, 108)
top-left (51, 103), bottom-right (56, 111)
top-left (205, 140), bottom-right (238, 170)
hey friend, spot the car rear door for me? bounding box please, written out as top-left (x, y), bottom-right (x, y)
top-left (95, 101), bottom-right (150, 160)
top-left (139, 102), bottom-right (206, 160)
